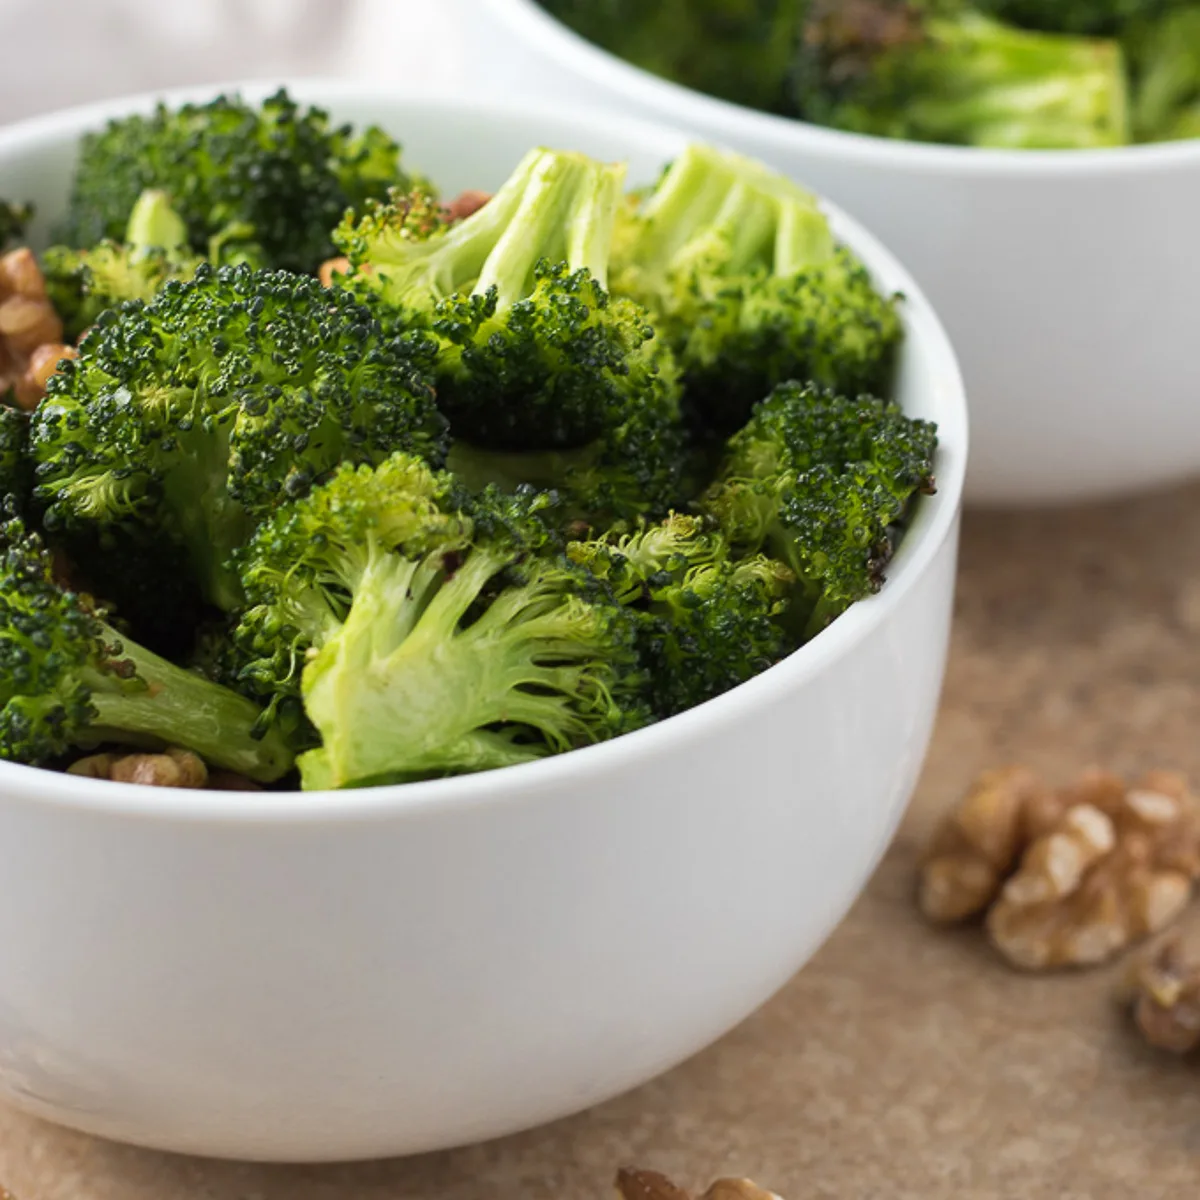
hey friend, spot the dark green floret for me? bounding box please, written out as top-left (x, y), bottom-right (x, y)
top-left (335, 148), bottom-right (687, 526)
top-left (0, 406), bottom-right (30, 513)
top-left (569, 512), bottom-right (795, 718)
top-left (60, 88), bottom-right (423, 272)
top-left (0, 199), bottom-right (32, 248)
top-left (980, 0), bottom-right (1187, 36)
top-left (233, 453), bottom-right (650, 789)
top-left (611, 142), bottom-right (902, 438)
top-left (701, 380), bottom-right (938, 638)
top-left (30, 263), bottom-right (445, 614)
top-left (0, 515), bottom-right (292, 779)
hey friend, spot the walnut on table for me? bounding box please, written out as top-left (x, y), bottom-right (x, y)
top-left (1125, 933), bottom-right (1200, 1054)
top-left (616, 1169), bottom-right (782, 1200)
top-left (986, 770), bottom-right (1200, 970)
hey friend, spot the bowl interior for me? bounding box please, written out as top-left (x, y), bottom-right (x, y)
top-left (0, 82), bottom-right (967, 817)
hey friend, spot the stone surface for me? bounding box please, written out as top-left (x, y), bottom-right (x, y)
top-left (5, 486), bottom-right (1200, 1193)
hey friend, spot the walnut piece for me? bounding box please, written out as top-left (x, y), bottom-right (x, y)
top-left (986, 770), bottom-right (1200, 970)
top-left (0, 246), bottom-right (76, 408)
top-left (918, 765), bottom-right (1060, 923)
top-left (615, 1170), bottom-right (781, 1200)
top-left (1127, 934), bottom-right (1200, 1054)
top-left (68, 747), bottom-right (209, 788)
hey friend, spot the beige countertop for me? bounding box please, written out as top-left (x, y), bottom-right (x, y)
top-left (4, 484), bottom-right (1200, 1198)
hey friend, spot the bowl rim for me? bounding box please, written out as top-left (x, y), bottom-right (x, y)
top-left (0, 79), bottom-right (967, 824)
top-left (484, 0), bottom-right (1200, 176)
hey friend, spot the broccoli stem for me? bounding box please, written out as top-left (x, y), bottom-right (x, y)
top-left (86, 621), bottom-right (294, 781)
top-left (906, 14), bottom-right (1131, 148)
top-left (125, 189), bottom-right (189, 256)
top-left (474, 152), bottom-right (625, 300)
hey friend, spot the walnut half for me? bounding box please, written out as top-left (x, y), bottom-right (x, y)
top-left (615, 1170), bottom-right (782, 1200)
top-left (1126, 935), bottom-right (1200, 1054)
top-left (985, 771), bottom-right (1200, 970)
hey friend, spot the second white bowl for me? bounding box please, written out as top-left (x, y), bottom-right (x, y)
top-left (471, 0), bottom-right (1200, 506)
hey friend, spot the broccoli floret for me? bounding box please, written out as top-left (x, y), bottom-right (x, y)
top-left (233, 453), bottom-right (650, 789)
top-left (611, 142), bottom-right (902, 437)
top-left (0, 406), bottom-right (30, 513)
top-left (537, 1), bottom-right (805, 114)
top-left (31, 263), bottom-right (445, 614)
top-left (792, 1), bottom-right (1130, 148)
top-left (42, 189), bottom-right (215, 342)
top-left (980, 0), bottom-right (1187, 36)
top-left (701, 381), bottom-right (937, 638)
top-left (568, 513), bottom-right (794, 717)
top-left (0, 199), bottom-right (32, 248)
top-left (61, 88), bottom-right (423, 272)
top-left (0, 516), bottom-right (292, 780)
top-left (1127, 7), bottom-right (1200, 141)
top-left (334, 148), bottom-right (687, 525)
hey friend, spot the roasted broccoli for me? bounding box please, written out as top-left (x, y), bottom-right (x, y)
top-left (611, 142), bottom-right (902, 437)
top-left (61, 88), bottom-right (421, 272)
top-left (791, 1), bottom-right (1130, 148)
top-left (569, 513), bottom-right (794, 717)
top-left (335, 148), bottom-right (687, 525)
top-left (0, 200), bottom-right (32, 248)
top-left (701, 381), bottom-right (937, 637)
top-left (1127, 7), bottom-right (1200, 141)
top-left (537, 0), bottom-right (804, 113)
top-left (0, 516), bottom-right (293, 779)
top-left (42, 189), bottom-right (212, 341)
top-left (980, 0), bottom-right (1188, 36)
top-left (233, 453), bottom-right (649, 789)
top-left (31, 264), bottom-right (445, 613)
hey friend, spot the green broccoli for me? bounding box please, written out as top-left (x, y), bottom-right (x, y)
top-left (31, 264), bottom-right (446, 614)
top-left (0, 200), bottom-right (32, 248)
top-left (42, 189), bottom-right (213, 341)
top-left (701, 380), bottom-right (937, 638)
top-left (233, 453), bottom-right (650, 789)
top-left (0, 516), bottom-right (292, 780)
top-left (791, 0), bottom-right (1130, 148)
top-left (1127, 7), bottom-right (1200, 141)
top-left (61, 88), bottom-right (422, 272)
top-left (536, 0), bottom-right (805, 114)
top-left (979, 0), bottom-right (1188, 36)
top-left (334, 149), bottom-right (687, 525)
top-left (611, 142), bottom-right (902, 437)
top-left (568, 513), bottom-right (794, 717)
top-left (0, 406), bottom-right (29, 512)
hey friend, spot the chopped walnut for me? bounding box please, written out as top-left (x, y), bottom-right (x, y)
top-left (1126, 934), bottom-right (1200, 1054)
top-left (444, 189), bottom-right (491, 222)
top-left (615, 1170), bottom-right (782, 1200)
top-left (918, 765), bottom-right (1061, 923)
top-left (206, 769), bottom-right (263, 791)
top-left (986, 770), bottom-right (1200, 970)
top-left (67, 747), bottom-right (209, 789)
top-left (0, 246), bottom-right (75, 408)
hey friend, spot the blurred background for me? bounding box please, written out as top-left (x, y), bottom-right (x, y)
top-left (0, 0), bottom-right (467, 124)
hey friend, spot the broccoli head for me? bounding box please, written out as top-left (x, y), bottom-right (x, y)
top-left (1127, 7), bottom-right (1200, 142)
top-left (335, 148), bottom-right (687, 525)
top-left (0, 406), bottom-right (30, 513)
top-left (31, 263), bottom-right (445, 613)
top-left (979, 0), bottom-right (1188, 36)
top-left (41, 189), bottom-right (215, 342)
top-left (537, 0), bottom-right (804, 114)
top-left (612, 142), bottom-right (902, 437)
top-left (0, 516), bottom-right (292, 780)
top-left (233, 453), bottom-right (650, 789)
top-left (569, 513), bottom-right (794, 717)
top-left (701, 380), bottom-right (937, 638)
top-left (792, 1), bottom-right (1130, 148)
top-left (61, 88), bottom-right (423, 272)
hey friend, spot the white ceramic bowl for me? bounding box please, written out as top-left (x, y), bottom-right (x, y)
top-left (0, 82), bottom-right (966, 1163)
top-left (470, 0), bottom-right (1200, 506)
